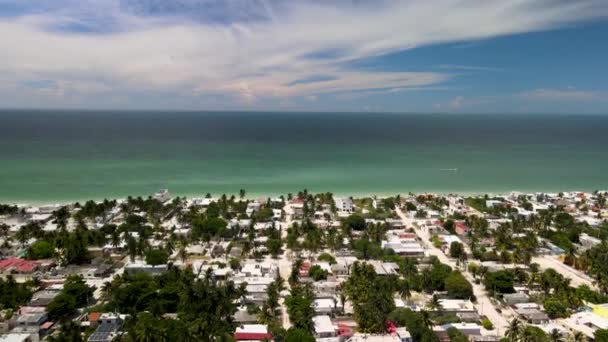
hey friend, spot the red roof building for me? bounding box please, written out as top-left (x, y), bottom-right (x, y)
top-left (0, 258), bottom-right (40, 273)
top-left (454, 222), bottom-right (471, 236)
top-left (234, 325), bottom-right (272, 341)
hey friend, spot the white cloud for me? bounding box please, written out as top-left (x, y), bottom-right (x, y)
top-left (0, 0), bottom-right (607, 108)
top-left (450, 96), bottom-right (464, 109)
top-left (518, 88), bottom-right (605, 101)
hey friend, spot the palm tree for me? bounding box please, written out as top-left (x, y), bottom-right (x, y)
top-left (549, 329), bottom-right (564, 342)
top-left (570, 331), bottom-right (586, 342)
top-left (178, 246), bottom-right (188, 264)
top-left (134, 312), bottom-right (158, 341)
top-left (100, 281), bottom-right (112, 300)
top-left (257, 304), bottom-right (274, 324)
top-left (0, 223), bottom-right (9, 238)
top-left (239, 189), bottom-right (246, 200)
top-left (420, 309), bottom-right (433, 330)
top-left (398, 279), bottom-right (411, 303)
top-left (339, 291), bottom-right (347, 315)
top-left (427, 294), bottom-right (442, 311)
top-left (110, 230), bottom-right (120, 249)
top-left (506, 318), bottom-right (523, 342)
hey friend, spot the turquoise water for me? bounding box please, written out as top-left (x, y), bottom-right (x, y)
top-left (0, 111), bottom-right (607, 203)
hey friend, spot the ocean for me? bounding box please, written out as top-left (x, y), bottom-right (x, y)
top-left (1, 110), bottom-right (607, 203)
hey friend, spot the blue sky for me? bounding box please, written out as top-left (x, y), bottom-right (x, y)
top-left (0, 0), bottom-right (607, 113)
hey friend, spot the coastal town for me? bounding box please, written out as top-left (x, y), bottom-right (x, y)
top-left (1, 189), bottom-right (608, 342)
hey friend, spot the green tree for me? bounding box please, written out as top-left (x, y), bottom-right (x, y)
top-left (484, 270), bottom-right (515, 295)
top-left (317, 252), bottom-right (337, 264)
top-left (543, 298), bottom-right (570, 319)
top-left (445, 271), bottom-right (473, 299)
top-left (285, 285), bottom-right (314, 331)
top-left (285, 328), bottom-right (315, 342)
top-left (27, 240), bottom-right (55, 259)
top-left (449, 241), bottom-right (465, 260)
top-left (344, 214), bottom-right (366, 232)
top-left (344, 262), bottom-right (395, 333)
top-left (47, 321), bottom-right (84, 342)
top-left (387, 308), bottom-right (435, 342)
top-left (447, 327), bottom-right (468, 342)
top-left (47, 293), bottom-right (76, 321)
top-left (63, 275), bottom-right (93, 306)
top-left (308, 265), bottom-right (328, 281)
top-left (0, 276), bottom-right (34, 309)
top-left (145, 248), bottom-right (169, 266)
top-left (595, 329), bottom-right (608, 342)
top-left (268, 238), bottom-right (283, 258)
top-left (521, 325), bottom-right (548, 342)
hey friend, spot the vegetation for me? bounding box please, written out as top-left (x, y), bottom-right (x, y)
top-left (0, 276), bottom-right (35, 310)
top-left (145, 248), bottom-right (169, 266)
top-left (444, 271), bottom-right (474, 300)
top-left (285, 284), bottom-right (315, 332)
top-left (484, 270), bottom-right (515, 295)
top-left (317, 252), bottom-right (336, 264)
top-left (596, 329), bottom-right (608, 342)
top-left (104, 266), bottom-right (245, 340)
top-left (308, 265), bottom-right (329, 281)
top-left (27, 240), bottom-right (55, 259)
top-left (481, 318), bottom-right (494, 330)
top-left (343, 262), bottom-right (396, 333)
top-left (387, 308), bottom-right (437, 342)
top-left (48, 275), bottom-right (93, 321)
top-left (285, 328), bottom-right (316, 342)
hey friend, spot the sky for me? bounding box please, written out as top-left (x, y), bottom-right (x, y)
top-left (0, 0), bottom-right (607, 113)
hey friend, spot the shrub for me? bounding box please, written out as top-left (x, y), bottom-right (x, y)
top-left (482, 318), bottom-right (494, 330)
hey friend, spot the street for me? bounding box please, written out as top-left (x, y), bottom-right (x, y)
top-left (395, 208), bottom-right (510, 334)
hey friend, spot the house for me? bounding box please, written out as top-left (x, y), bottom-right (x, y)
top-left (381, 238), bottom-right (424, 257)
top-left (367, 261), bottom-right (399, 276)
top-left (234, 324), bottom-right (272, 341)
top-left (437, 299), bottom-right (476, 314)
top-left (313, 315), bottom-right (338, 342)
top-left (347, 331), bottom-right (411, 342)
top-left (395, 328), bottom-right (412, 342)
top-left (561, 311), bottom-right (608, 340)
top-left (334, 198), bottom-right (353, 215)
top-left (152, 189), bottom-right (171, 203)
top-left (516, 308), bottom-right (550, 324)
top-left (385, 219), bottom-right (406, 230)
top-left (503, 293), bottom-right (530, 305)
top-left (234, 308), bottom-right (258, 324)
top-left (124, 261), bottom-right (167, 275)
top-left (314, 298), bottom-right (336, 315)
top-left (28, 290), bottom-right (60, 308)
top-left (289, 201), bottom-right (304, 219)
top-left (579, 233), bottom-right (602, 249)
top-left (0, 258), bottom-right (41, 274)
top-left (15, 312), bottom-right (47, 330)
top-left (454, 222), bottom-right (470, 236)
top-left (88, 313), bottom-right (124, 342)
top-left (441, 323), bottom-right (481, 336)
top-left (0, 334), bottom-right (37, 342)
top-left (246, 202), bottom-right (261, 217)
top-left (592, 303), bottom-right (608, 319)
top-left (331, 262), bottom-right (349, 276)
top-left (456, 312), bottom-right (480, 322)
top-left (313, 280), bottom-right (340, 298)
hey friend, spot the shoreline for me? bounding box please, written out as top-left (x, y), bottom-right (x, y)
top-left (2, 187), bottom-right (605, 207)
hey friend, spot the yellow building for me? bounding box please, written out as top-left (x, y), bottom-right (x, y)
top-left (592, 303), bottom-right (608, 319)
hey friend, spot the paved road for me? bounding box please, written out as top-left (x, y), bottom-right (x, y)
top-left (532, 255), bottom-right (596, 289)
top-left (395, 208), bottom-right (509, 335)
